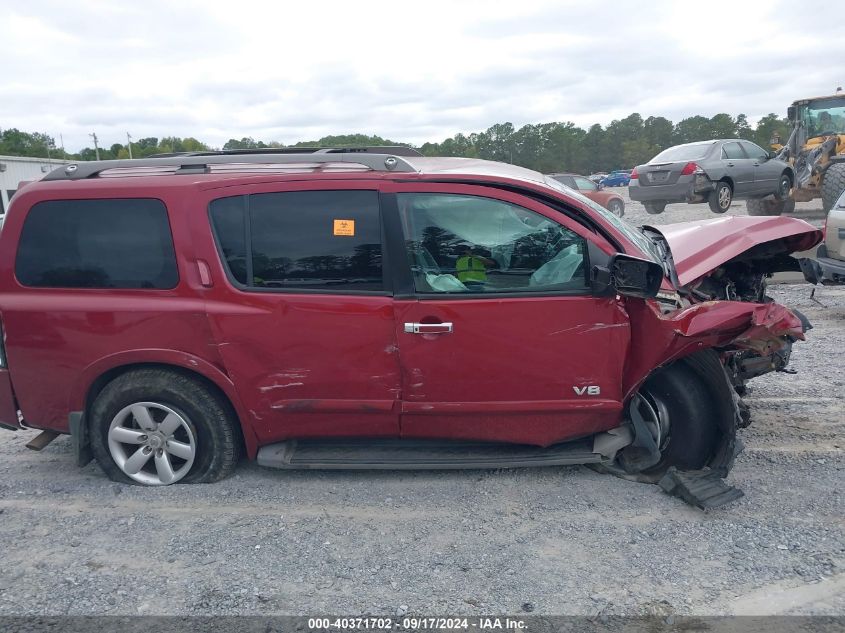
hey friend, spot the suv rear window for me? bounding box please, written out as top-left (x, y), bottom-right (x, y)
top-left (16, 198), bottom-right (178, 289)
top-left (210, 190), bottom-right (384, 292)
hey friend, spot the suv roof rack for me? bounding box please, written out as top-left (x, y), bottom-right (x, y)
top-left (43, 146), bottom-right (423, 181)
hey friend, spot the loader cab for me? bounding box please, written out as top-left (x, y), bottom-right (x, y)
top-left (794, 96), bottom-right (845, 140)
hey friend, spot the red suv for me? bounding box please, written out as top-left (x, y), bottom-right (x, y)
top-left (0, 148), bottom-right (821, 491)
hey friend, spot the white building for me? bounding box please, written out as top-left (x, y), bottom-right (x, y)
top-left (0, 155), bottom-right (72, 217)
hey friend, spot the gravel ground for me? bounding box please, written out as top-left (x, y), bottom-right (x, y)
top-left (0, 191), bottom-right (842, 617)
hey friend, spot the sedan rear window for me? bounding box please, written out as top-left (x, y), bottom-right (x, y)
top-left (650, 143), bottom-right (713, 163)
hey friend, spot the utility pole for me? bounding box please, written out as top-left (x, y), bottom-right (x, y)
top-left (126, 132), bottom-right (133, 159)
top-left (59, 134), bottom-right (65, 154)
top-left (90, 132), bottom-right (100, 160)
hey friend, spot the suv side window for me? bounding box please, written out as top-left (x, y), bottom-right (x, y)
top-left (722, 142), bottom-right (744, 160)
top-left (398, 193), bottom-right (588, 294)
top-left (210, 190), bottom-right (384, 292)
top-left (16, 198), bottom-right (178, 289)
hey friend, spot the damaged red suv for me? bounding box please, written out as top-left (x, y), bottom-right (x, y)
top-left (0, 148), bottom-right (821, 499)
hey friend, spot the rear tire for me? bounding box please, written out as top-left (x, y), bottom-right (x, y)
top-left (708, 181), bottom-right (732, 213)
top-left (89, 369), bottom-right (240, 486)
top-left (821, 163), bottom-right (845, 212)
top-left (746, 197), bottom-right (795, 216)
top-left (607, 199), bottom-right (625, 217)
top-left (643, 202), bottom-right (666, 215)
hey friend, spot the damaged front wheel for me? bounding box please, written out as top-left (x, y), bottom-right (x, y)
top-left (599, 361), bottom-right (720, 483)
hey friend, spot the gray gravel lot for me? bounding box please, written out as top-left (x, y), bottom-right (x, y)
top-left (0, 190), bottom-right (842, 617)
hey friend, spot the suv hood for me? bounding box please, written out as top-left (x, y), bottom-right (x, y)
top-left (644, 216), bottom-right (822, 287)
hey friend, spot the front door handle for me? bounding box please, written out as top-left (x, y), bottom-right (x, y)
top-left (404, 322), bottom-right (453, 334)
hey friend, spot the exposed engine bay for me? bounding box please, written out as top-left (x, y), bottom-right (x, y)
top-left (640, 226), bottom-right (815, 394)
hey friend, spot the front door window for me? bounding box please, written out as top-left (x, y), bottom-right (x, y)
top-left (397, 193), bottom-right (589, 294)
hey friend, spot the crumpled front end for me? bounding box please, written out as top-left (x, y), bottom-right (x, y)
top-left (623, 297), bottom-right (807, 400)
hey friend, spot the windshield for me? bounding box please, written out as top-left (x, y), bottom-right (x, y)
top-left (801, 97), bottom-right (845, 137)
top-left (649, 142), bottom-right (713, 163)
top-left (543, 176), bottom-right (660, 261)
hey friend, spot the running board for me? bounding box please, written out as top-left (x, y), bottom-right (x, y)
top-left (256, 438), bottom-right (607, 470)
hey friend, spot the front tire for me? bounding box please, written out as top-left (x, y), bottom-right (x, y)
top-left (774, 172), bottom-right (792, 201)
top-left (821, 163), bottom-right (845, 212)
top-left (596, 361), bottom-right (720, 483)
top-left (708, 181), bottom-right (732, 213)
top-left (89, 369), bottom-right (240, 486)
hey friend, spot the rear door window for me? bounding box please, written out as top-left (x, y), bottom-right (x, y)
top-left (16, 198), bottom-right (178, 289)
top-left (740, 141), bottom-right (769, 161)
top-left (721, 142), bottom-right (745, 160)
top-left (209, 190), bottom-right (384, 292)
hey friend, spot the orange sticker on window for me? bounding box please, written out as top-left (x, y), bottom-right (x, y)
top-left (333, 219), bottom-right (355, 236)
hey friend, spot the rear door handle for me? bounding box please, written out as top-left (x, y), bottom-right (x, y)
top-left (727, 162), bottom-right (735, 167)
top-left (404, 322), bottom-right (453, 334)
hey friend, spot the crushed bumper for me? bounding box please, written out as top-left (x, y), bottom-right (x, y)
top-left (629, 175), bottom-right (715, 204)
top-left (802, 245), bottom-right (845, 285)
top-left (817, 256), bottom-right (845, 283)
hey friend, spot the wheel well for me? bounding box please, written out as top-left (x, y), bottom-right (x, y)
top-left (719, 177), bottom-right (734, 192)
top-left (84, 363), bottom-right (246, 453)
top-left (782, 169), bottom-right (794, 186)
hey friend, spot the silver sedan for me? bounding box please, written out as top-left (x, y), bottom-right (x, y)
top-left (629, 139), bottom-right (794, 216)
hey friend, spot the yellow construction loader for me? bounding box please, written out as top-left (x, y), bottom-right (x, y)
top-left (748, 90), bottom-right (845, 215)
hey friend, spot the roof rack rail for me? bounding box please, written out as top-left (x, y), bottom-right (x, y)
top-left (43, 147), bottom-right (422, 181)
top-left (148, 146), bottom-right (423, 158)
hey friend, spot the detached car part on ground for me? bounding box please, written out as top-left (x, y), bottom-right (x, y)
top-left (629, 139), bottom-right (795, 216)
top-left (0, 150), bottom-right (822, 509)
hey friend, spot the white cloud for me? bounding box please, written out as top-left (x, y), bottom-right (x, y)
top-left (1, 0), bottom-right (842, 151)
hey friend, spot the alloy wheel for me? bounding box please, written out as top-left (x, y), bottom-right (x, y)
top-left (107, 402), bottom-right (196, 485)
top-left (634, 387), bottom-right (671, 451)
top-left (718, 185), bottom-right (731, 210)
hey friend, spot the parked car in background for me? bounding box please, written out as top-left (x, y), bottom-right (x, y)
top-left (803, 188), bottom-right (845, 284)
top-left (629, 140), bottom-right (795, 216)
top-left (0, 149), bottom-right (821, 497)
top-left (588, 172), bottom-right (608, 183)
top-left (548, 172), bottom-right (625, 216)
top-left (600, 170), bottom-right (631, 187)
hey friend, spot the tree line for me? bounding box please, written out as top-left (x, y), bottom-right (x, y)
top-left (0, 112), bottom-right (790, 174)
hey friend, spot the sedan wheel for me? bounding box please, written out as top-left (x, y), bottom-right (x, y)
top-left (607, 199), bottom-right (625, 217)
top-left (708, 181), bottom-right (732, 213)
top-left (775, 174), bottom-right (791, 201)
top-left (107, 401), bottom-right (197, 485)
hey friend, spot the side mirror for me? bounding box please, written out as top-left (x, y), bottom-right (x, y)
top-left (768, 151), bottom-right (777, 160)
top-left (591, 254), bottom-right (663, 299)
top-left (596, 182), bottom-right (605, 190)
top-left (787, 105), bottom-right (796, 122)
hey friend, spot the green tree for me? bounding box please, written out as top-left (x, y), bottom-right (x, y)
top-left (753, 113), bottom-right (790, 149)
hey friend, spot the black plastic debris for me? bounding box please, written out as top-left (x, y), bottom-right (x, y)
top-left (658, 467), bottom-right (744, 509)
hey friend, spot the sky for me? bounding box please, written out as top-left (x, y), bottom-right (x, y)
top-left (1, 0), bottom-right (842, 152)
